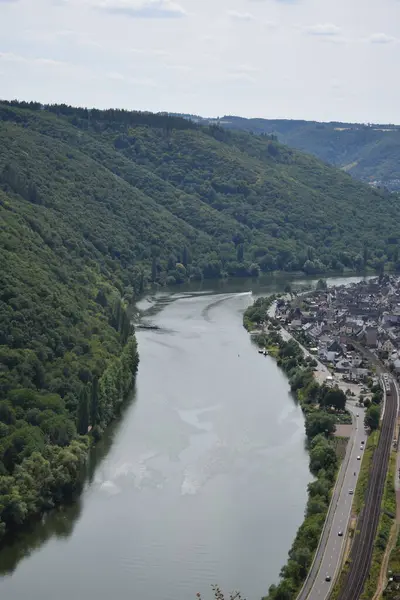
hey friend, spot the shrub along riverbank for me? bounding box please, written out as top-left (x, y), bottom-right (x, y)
top-left (243, 296), bottom-right (349, 600)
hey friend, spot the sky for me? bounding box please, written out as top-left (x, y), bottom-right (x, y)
top-left (0, 0), bottom-right (400, 123)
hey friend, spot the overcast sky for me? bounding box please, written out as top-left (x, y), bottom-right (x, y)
top-left (1, 0), bottom-right (400, 123)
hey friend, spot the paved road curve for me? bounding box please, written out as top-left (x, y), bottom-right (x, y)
top-left (297, 403), bottom-right (366, 600)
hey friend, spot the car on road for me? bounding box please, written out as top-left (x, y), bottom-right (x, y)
top-left (325, 575), bottom-right (331, 582)
top-left (338, 531), bottom-right (343, 536)
top-left (357, 456), bottom-right (361, 460)
top-left (356, 413), bottom-right (359, 417)
top-left (360, 446), bottom-right (363, 450)
top-left (361, 440), bottom-right (365, 445)
top-left (349, 489), bottom-right (354, 494)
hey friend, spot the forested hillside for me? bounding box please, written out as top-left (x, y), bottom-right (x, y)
top-left (1, 100), bottom-right (400, 538)
top-left (176, 113), bottom-right (400, 190)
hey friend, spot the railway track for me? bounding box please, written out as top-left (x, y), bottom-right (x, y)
top-left (337, 379), bottom-right (397, 600)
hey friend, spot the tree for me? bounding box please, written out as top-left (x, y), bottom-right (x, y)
top-left (182, 246), bottom-right (189, 267)
top-left (290, 546), bottom-right (312, 578)
top-left (236, 244), bottom-right (244, 262)
top-left (249, 263), bottom-right (260, 277)
top-left (0, 402), bottom-right (16, 425)
top-left (90, 378), bottom-right (99, 426)
top-left (316, 278), bottom-right (327, 290)
top-left (151, 256), bottom-right (157, 282)
top-left (372, 390), bottom-right (383, 405)
top-left (320, 387), bottom-right (346, 411)
top-left (174, 263), bottom-right (187, 283)
top-left (365, 404), bottom-right (380, 430)
top-left (365, 233), bottom-right (372, 268)
top-left (40, 415), bottom-right (76, 447)
top-left (77, 387), bottom-right (90, 435)
top-left (1, 426), bottom-right (45, 472)
top-left (309, 440), bottom-right (337, 475)
top-left (305, 412), bottom-right (336, 440)
top-left (304, 380), bottom-right (320, 403)
top-left (308, 477), bottom-right (331, 501)
top-left (268, 580), bottom-right (294, 600)
top-left (307, 495), bottom-right (327, 516)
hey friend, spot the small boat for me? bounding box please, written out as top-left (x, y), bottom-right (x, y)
top-left (258, 349), bottom-right (264, 354)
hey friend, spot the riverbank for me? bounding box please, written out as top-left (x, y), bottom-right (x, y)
top-left (243, 296), bottom-right (350, 600)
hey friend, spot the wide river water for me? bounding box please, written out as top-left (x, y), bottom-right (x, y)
top-left (0, 275), bottom-right (367, 600)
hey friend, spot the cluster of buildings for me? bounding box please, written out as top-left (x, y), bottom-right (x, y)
top-left (368, 179), bottom-right (400, 192)
top-left (275, 275), bottom-right (400, 382)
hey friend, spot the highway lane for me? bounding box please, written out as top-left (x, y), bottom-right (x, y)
top-left (297, 402), bottom-right (366, 600)
top-left (307, 404), bottom-right (366, 600)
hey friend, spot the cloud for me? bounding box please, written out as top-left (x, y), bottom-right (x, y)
top-left (230, 64), bottom-right (261, 74)
top-left (106, 71), bottom-right (157, 85)
top-left (0, 52), bottom-right (68, 67)
top-left (305, 23), bottom-right (341, 36)
top-left (0, 51), bottom-right (158, 87)
top-left (96, 0), bottom-right (186, 18)
top-left (225, 73), bottom-right (256, 84)
top-left (228, 10), bottom-right (255, 21)
top-left (129, 47), bottom-right (169, 57)
top-left (368, 32), bottom-right (397, 44)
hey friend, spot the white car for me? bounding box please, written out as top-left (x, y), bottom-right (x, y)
top-left (357, 456), bottom-right (361, 460)
top-left (349, 489), bottom-right (354, 495)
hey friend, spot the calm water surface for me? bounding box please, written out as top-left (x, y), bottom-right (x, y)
top-left (0, 276), bottom-right (367, 600)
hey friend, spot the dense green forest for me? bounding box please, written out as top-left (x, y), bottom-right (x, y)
top-left (175, 113), bottom-right (400, 189)
top-left (1, 99), bottom-right (400, 539)
top-left (2, 101), bottom-right (400, 281)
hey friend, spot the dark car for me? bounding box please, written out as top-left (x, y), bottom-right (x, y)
top-left (325, 575), bottom-right (331, 582)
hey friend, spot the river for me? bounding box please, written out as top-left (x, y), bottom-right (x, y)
top-left (0, 275), bottom-right (368, 600)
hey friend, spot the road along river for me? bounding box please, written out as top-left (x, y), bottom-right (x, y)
top-left (0, 276), bottom-right (369, 600)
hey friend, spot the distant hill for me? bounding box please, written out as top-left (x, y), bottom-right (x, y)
top-left (172, 113), bottom-right (400, 191)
